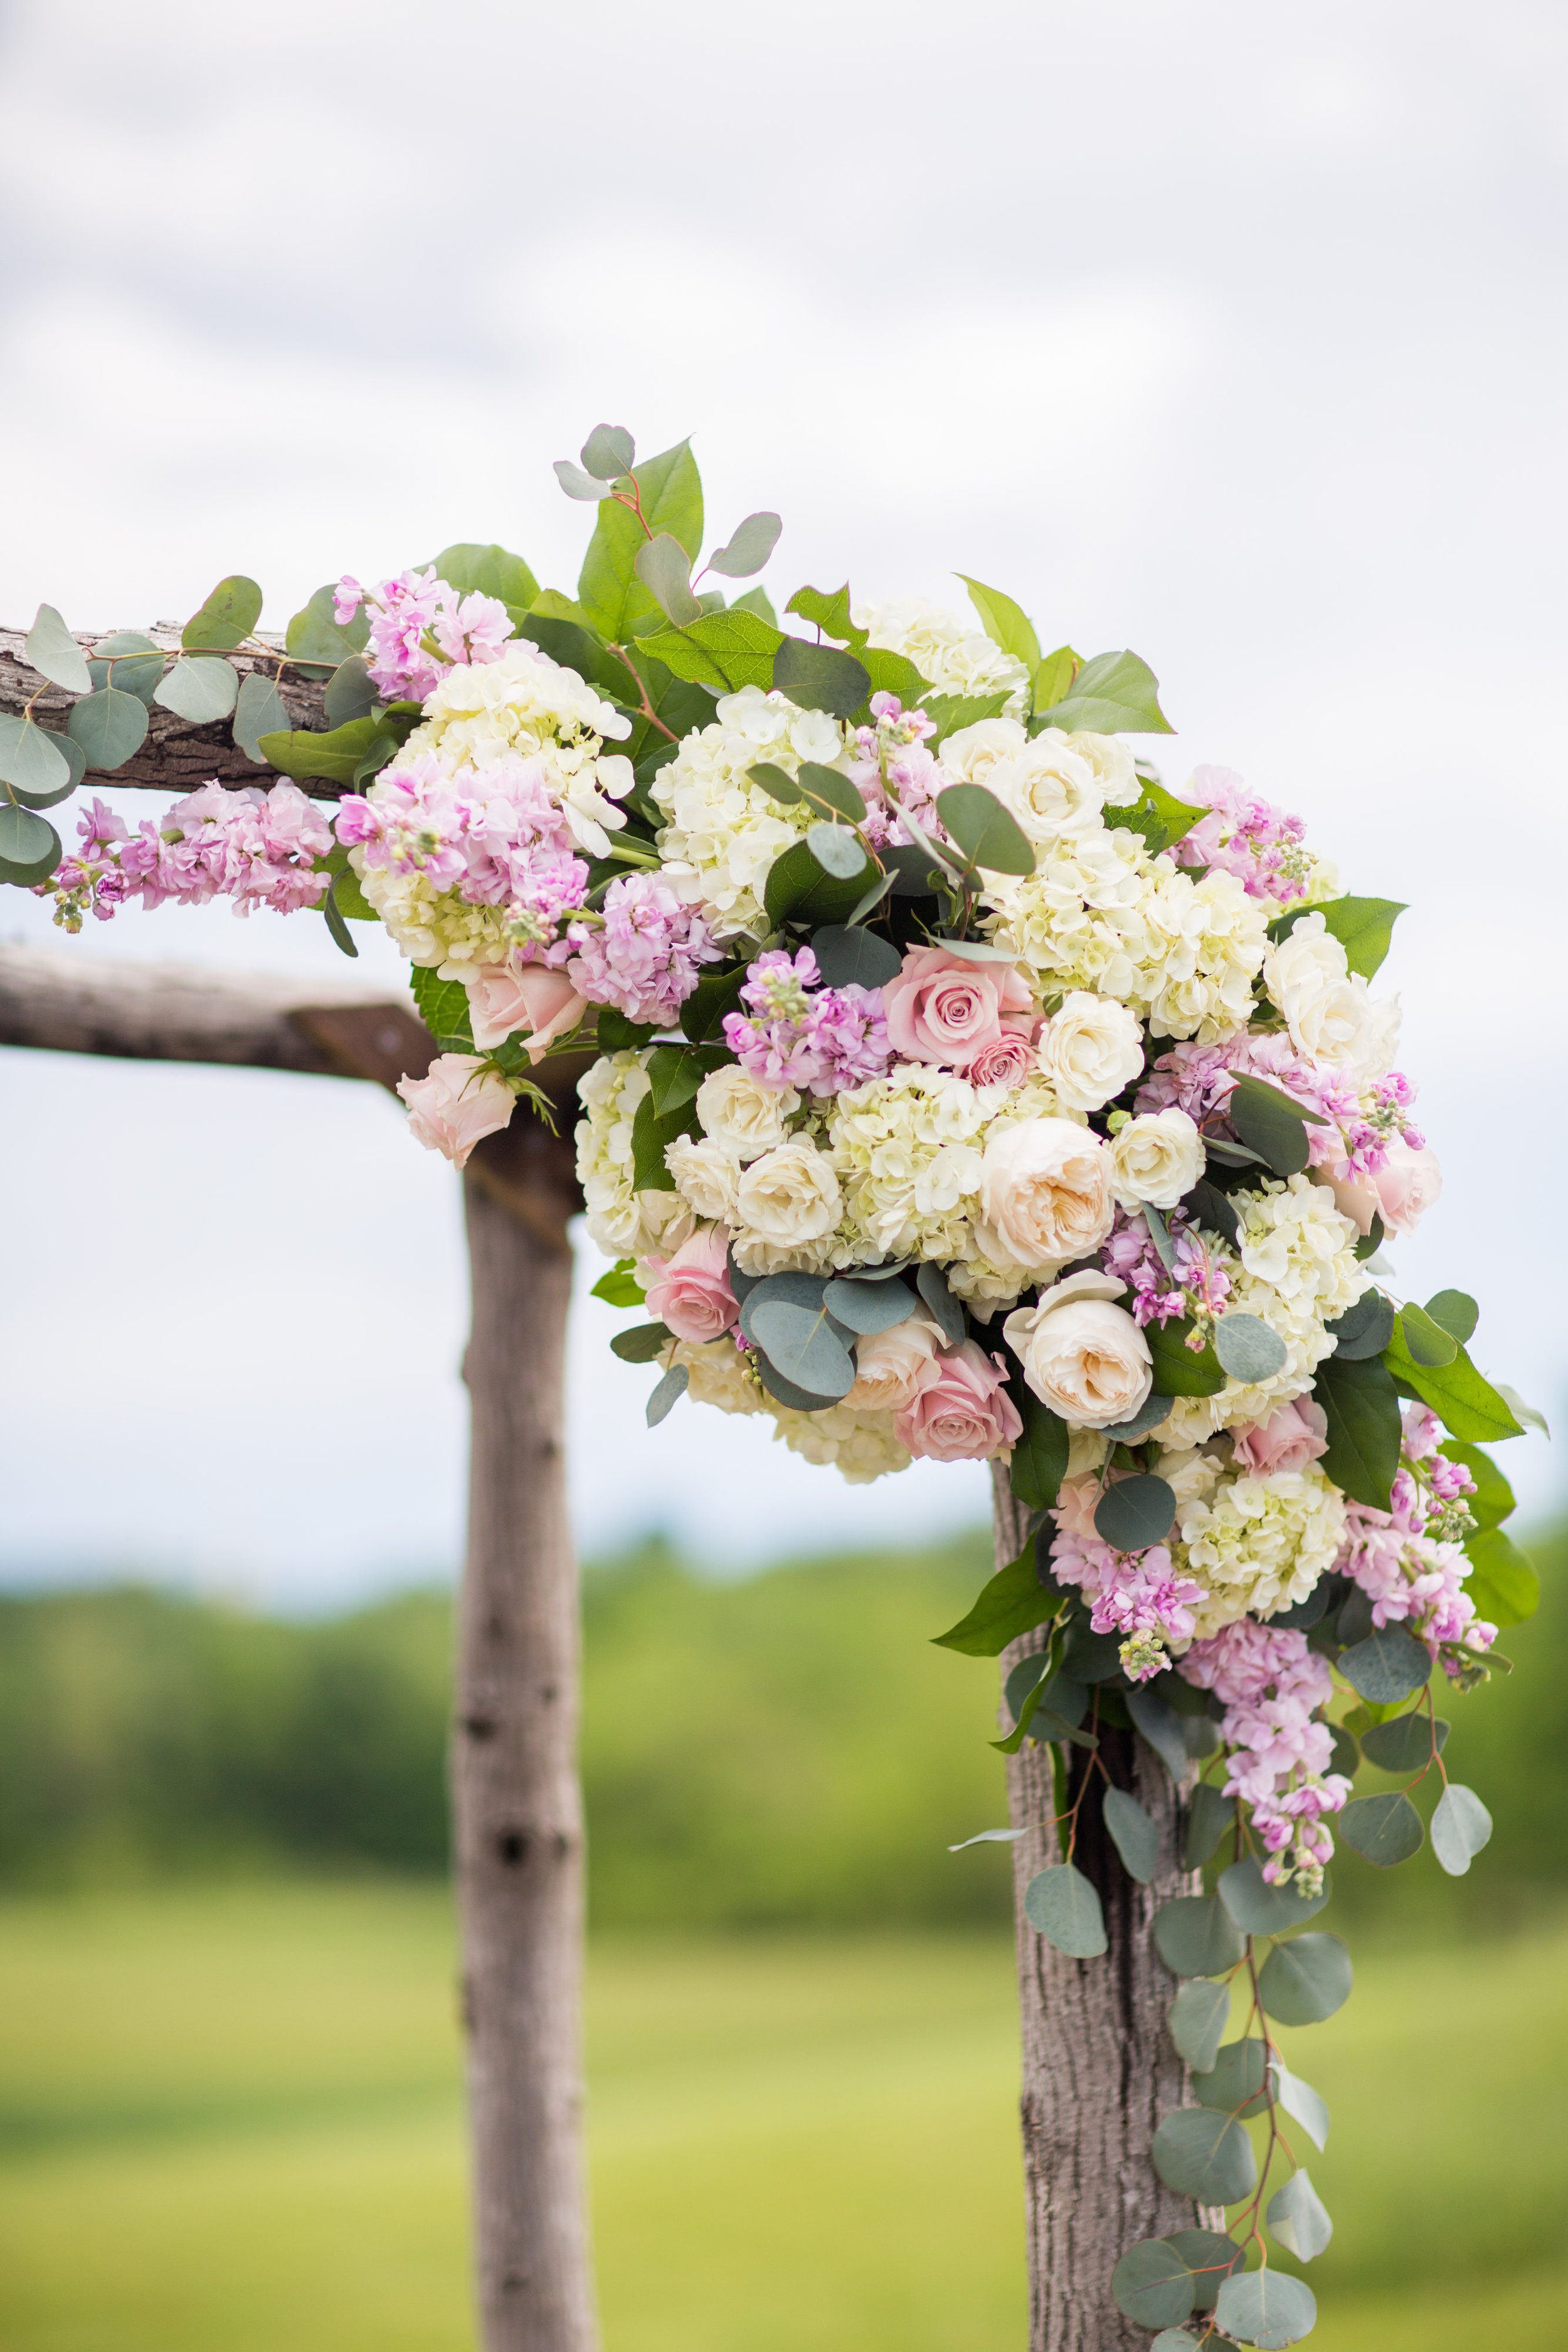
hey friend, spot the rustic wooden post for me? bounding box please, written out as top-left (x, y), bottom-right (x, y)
top-left (993, 1470), bottom-right (1205, 2352)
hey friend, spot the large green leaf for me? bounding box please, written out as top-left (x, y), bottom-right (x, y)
top-left (430, 542), bottom-right (539, 618)
top-left (258, 716), bottom-right (385, 787)
top-left (1120, 778), bottom-right (1205, 856)
top-left (1463, 1525), bottom-right (1538, 1627)
top-left (1269, 894), bottom-right (1406, 980)
top-left (1039, 648), bottom-right (1173, 734)
top-left (1313, 1351), bottom-right (1402, 1510)
top-left (773, 638), bottom-right (871, 719)
top-left (639, 608), bottom-right (783, 692)
top-left (1143, 1316), bottom-right (1226, 1397)
top-left (1009, 1388), bottom-right (1070, 1512)
top-left (932, 1550), bottom-right (1059, 1656)
top-left (783, 583), bottom-right (866, 647)
top-left (956, 573), bottom-right (1039, 668)
top-left (763, 839), bottom-right (868, 928)
top-left (183, 575), bottom-right (262, 650)
top-left (1390, 1342), bottom-right (1524, 1443)
top-left (578, 440), bottom-right (703, 643)
top-left (409, 966), bottom-right (475, 1052)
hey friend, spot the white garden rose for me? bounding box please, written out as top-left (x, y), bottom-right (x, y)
top-left (665, 1133), bottom-right (743, 1222)
top-left (1036, 991), bottom-right (1145, 1111)
top-left (696, 1066), bottom-right (800, 1160)
top-left (940, 720), bottom-right (1103, 842)
top-left (1003, 1269), bottom-right (1153, 1429)
top-left (733, 1139), bottom-right (843, 1249)
top-left (1108, 1108), bottom-right (1206, 1210)
top-left (1263, 911), bottom-right (1401, 1082)
top-left (977, 1116), bottom-right (1114, 1272)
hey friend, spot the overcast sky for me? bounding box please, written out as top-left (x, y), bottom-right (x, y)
top-left (1, 0), bottom-right (1562, 1606)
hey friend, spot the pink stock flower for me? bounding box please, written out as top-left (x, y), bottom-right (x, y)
top-left (1050, 1524), bottom-right (1208, 1681)
top-left (722, 947), bottom-right (892, 1096)
top-left (1335, 1416), bottom-right (1493, 1671)
top-left (643, 1226), bottom-right (739, 1345)
top-left (1172, 765), bottom-right (1318, 906)
top-left (882, 946), bottom-right (1037, 1071)
top-left (396, 1054), bottom-right (516, 1168)
top-left (43, 782), bottom-right (334, 930)
top-left (1138, 1034), bottom-right (1423, 1187)
top-left (845, 696), bottom-right (945, 849)
top-left (1231, 1399), bottom-right (1330, 1476)
top-left (894, 1343), bottom-right (1022, 1463)
top-left (348, 568), bottom-right (513, 701)
top-left (1179, 1620), bottom-right (1350, 1887)
top-left (565, 872), bottom-right (719, 1028)
top-left (336, 752), bottom-right (590, 937)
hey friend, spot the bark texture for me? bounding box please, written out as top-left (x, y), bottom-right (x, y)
top-left (992, 1468), bottom-right (1206, 2352)
top-left (455, 1118), bottom-right (598, 2352)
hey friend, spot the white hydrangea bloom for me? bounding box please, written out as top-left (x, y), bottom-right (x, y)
top-left (851, 596), bottom-right (1030, 712)
top-left (354, 869), bottom-right (515, 977)
top-left (666, 1335), bottom-right (765, 1417)
top-left (405, 640), bottom-right (633, 857)
top-left (652, 684), bottom-right (850, 938)
top-left (1125, 864), bottom-right (1270, 1044)
top-left (982, 822), bottom-right (1160, 1002)
top-left (1159, 1175), bottom-right (1366, 1444)
top-left (767, 1399), bottom-right (911, 1483)
top-left (1170, 1459), bottom-right (1348, 1640)
top-left (575, 1051), bottom-right (684, 1258)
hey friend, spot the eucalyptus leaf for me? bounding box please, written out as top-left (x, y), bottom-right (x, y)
top-left (322, 876), bottom-right (358, 957)
top-left (1338, 1789), bottom-right (1424, 1867)
top-left (1214, 2267), bottom-right (1316, 2348)
top-left (1268, 2170), bottom-right (1333, 2262)
top-left (88, 630), bottom-right (164, 703)
top-left (1103, 1787), bottom-right (1159, 1883)
top-left (1218, 1856), bottom-right (1327, 1936)
top-left (183, 575), bottom-right (262, 650)
top-left (645, 1362), bottom-right (689, 1426)
top-left (822, 1276), bottom-right (918, 1335)
top-left (746, 1298), bottom-right (856, 1400)
top-left (0, 715), bottom-right (72, 798)
top-left (1168, 1978), bottom-right (1230, 2073)
top-left (1338, 1626), bottom-right (1432, 1704)
top-left (1167, 2230), bottom-right (1246, 2310)
top-left (707, 511), bottom-right (782, 577)
top-left (1359, 1712), bottom-right (1448, 1771)
top-left (809, 924), bottom-right (902, 988)
top-left (845, 869), bottom-right (896, 924)
top-left (610, 1323), bottom-right (674, 1364)
top-left (1430, 1783), bottom-right (1492, 1876)
top-left (1150, 2336), bottom-right (1200, 2352)
top-left (763, 839), bottom-right (869, 929)
top-left (1153, 1894), bottom-right (1245, 1979)
top-left (24, 603), bottom-right (90, 693)
top-left (915, 1260), bottom-right (966, 1348)
top-left (324, 656), bottom-right (379, 726)
top-left (1463, 1525), bottom-right (1539, 1628)
top-left (0, 803), bottom-right (61, 870)
top-left (1126, 1682), bottom-right (1189, 1781)
top-left (1022, 1862), bottom-right (1107, 1958)
top-left (1110, 2238), bottom-right (1195, 2331)
top-left (580, 423), bottom-right (635, 480)
top-left (795, 762), bottom-right (867, 824)
top-left (579, 439), bottom-right (702, 643)
top-left (1214, 1313), bottom-right (1288, 1382)
top-left (1191, 2036), bottom-right (1269, 2121)
top-left (805, 820), bottom-right (867, 879)
top-left (1150, 2106), bottom-right (1256, 2203)
top-left (1257, 1932), bottom-right (1352, 2026)
top-left (233, 671), bottom-right (292, 764)
top-left (1094, 1474), bottom-right (1177, 1550)
top-left (634, 533), bottom-right (702, 625)
top-left (947, 1826), bottom-right (1025, 1850)
top-left (1425, 1288), bottom-right (1480, 1346)
top-left (1184, 1781), bottom-right (1232, 1870)
top-left (772, 637), bottom-right (870, 719)
top-left (1228, 1074), bottom-right (1315, 1176)
top-left (154, 654), bottom-right (239, 723)
top-left (283, 585), bottom-right (369, 674)
top-left (1397, 1301), bottom-right (1459, 1368)
top-left (1325, 1289), bottom-right (1395, 1360)
top-left (555, 459), bottom-right (615, 500)
top-left (1271, 2063), bottom-right (1330, 2153)
top-left (1099, 1391), bottom-right (1178, 1444)
top-left (66, 687), bottom-right (149, 771)
top-left (935, 782), bottom-right (1035, 875)
top-left (7, 728), bottom-right (84, 807)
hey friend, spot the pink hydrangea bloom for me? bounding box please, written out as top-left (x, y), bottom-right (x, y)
top-left (564, 873), bottom-right (719, 1028)
top-left (845, 695), bottom-right (947, 849)
top-left (722, 946), bottom-right (892, 1094)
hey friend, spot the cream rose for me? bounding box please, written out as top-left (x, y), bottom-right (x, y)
top-left (844, 1315), bottom-right (946, 1411)
top-left (1003, 1269), bottom-right (1153, 1429)
top-left (1264, 913), bottom-right (1401, 1083)
top-left (665, 1133), bottom-right (743, 1222)
top-left (977, 1116), bottom-right (1114, 1272)
top-left (733, 1139), bottom-right (842, 1248)
top-left (1036, 992), bottom-right (1145, 1112)
top-left (1108, 1108), bottom-right (1206, 1210)
top-left (696, 1066), bottom-right (800, 1161)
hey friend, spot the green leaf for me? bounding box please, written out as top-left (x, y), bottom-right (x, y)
top-left (1268, 2171), bottom-right (1333, 2262)
top-left (1168, 1978), bottom-right (1229, 2073)
top-left (639, 608), bottom-right (783, 693)
top-left (409, 966), bottom-right (475, 1053)
top-left (1338, 1626), bottom-right (1432, 1704)
top-left (1039, 647), bottom-right (1173, 734)
top-left (66, 686), bottom-right (150, 771)
top-left (24, 603), bottom-right (90, 693)
top-left (920, 689), bottom-right (1012, 745)
top-left (935, 783), bottom-right (1035, 875)
top-left (1393, 1302), bottom-right (1458, 1369)
top-left (630, 1089), bottom-right (697, 1193)
top-left (679, 963), bottom-right (748, 1043)
top-left (1120, 778), bottom-right (1205, 856)
top-left (578, 423), bottom-right (635, 481)
top-left (809, 924), bottom-right (902, 987)
top-left (429, 543), bottom-right (539, 617)
top-left (1425, 1288), bottom-right (1479, 1346)
top-left (322, 875), bottom-right (359, 957)
top-left (1103, 1787), bottom-right (1159, 1883)
top-left (610, 1322), bottom-right (673, 1364)
top-left (1463, 1525), bottom-right (1538, 1628)
top-left (1217, 1857), bottom-right (1327, 1936)
top-left (578, 439), bottom-right (702, 642)
top-left (1359, 1712), bottom-right (1448, 1771)
top-left (1150, 2106), bottom-right (1256, 2204)
top-left (183, 575), bottom-right (262, 651)
top-left (1165, 2231), bottom-right (1245, 2310)
top-left (1214, 1313), bottom-right (1288, 1383)
top-left (822, 1276), bottom-right (918, 1336)
top-left (1313, 1351), bottom-right (1402, 1510)
top-left (4, 727), bottom-right (83, 808)
top-left (1325, 1289), bottom-right (1395, 1362)
top-left (1126, 1682), bottom-right (1191, 1781)
top-left (1228, 1073), bottom-right (1318, 1176)
top-left (1257, 1933), bottom-right (1352, 2026)
top-left (554, 460), bottom-right (615, 502)
top-left (1153, 1894), bottom-right (1244, 1979)
top-left (635, 533), bottom-right (703, 625)
top-left (88, 631), bottom-right (165, 703)
top-left (806, 820), bottom-right (866, 879)
top-left (1143, 1315), bottom-right (1227, 1397)
top-left (591, 1259), bottom-right (645, 1308)
top-left (324, 657), bottom-right (379, 727)
top-left (1184, 1781), bottom-right (1232, 1870)
top-left (1214, 2267), bottom-right (1316, 2348)
top-left (707, 512), bottom-right (781, 578)
top-left (783, 583), bottom-right (866, 647)
top-left (154, 654), bottom-right (238, 724)
top-left (933, 1552), bottom-right (1059, 1657)
top-left (645, 1363), bottom-right (688, 1427)
top-left (1110, 2239), bottom-right (1195, 2331)
top-left (956, 574), bottom-right (1040, 669)
top-left (285, 586), bottom-right (369, 674)
top-left (258, 715), bottom-right (385, 787)
top-left (1094, 1473), bottom-right (1177, 1550)
top-left (1022, 1863), bottom-right (1108, 1957)
top-left (1339, 1789), bottom-right (1424, 1866)
top-left (1008, 1389), bottom-right (1070, 1512)
top-left (915, 1261), bottom-right (966, 1348)
top-left (1031, 644), bottom-right (1080, 714)
top-left (1390, 1342), bottom-right (1525, 1443)
top-left (1496, 1382), bottom-right (1550, 1438)
top-left (1430, 1783), bottom-right (1493, 1876)
top-left (793, 763), bottom-right (866, 825)
top-left (1192, 2036), bottom-right (1269, 2120)
top-left (772, 637), bottom-right (870, 719)
top-left (763, 838), bottom-right (869, 929)
top-left (233, 672), bottom-right (292, 764)
top-left (0, 803), bottom-right (61, 872)
top-left (746, 1297), bottom-right (857, 1401)
top-left (1270, 894), bottom-right (1406, 980)
top-left (730, 585), bottom-right (777, 623)
top-left (0, 715), bottom-right (72, 800)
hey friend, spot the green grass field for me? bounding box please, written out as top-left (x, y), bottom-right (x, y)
top-left (0, 1883), bottom-right (1564, 2351)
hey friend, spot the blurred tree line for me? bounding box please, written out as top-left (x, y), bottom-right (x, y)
top-left (0, 1529), bottom-right (1560, 1931)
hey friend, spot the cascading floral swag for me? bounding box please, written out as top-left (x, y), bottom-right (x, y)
top-left (6, 423), bottom-right (1545, 2350)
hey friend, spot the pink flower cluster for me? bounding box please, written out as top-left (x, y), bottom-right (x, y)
top-left (1051, 1518), bottom-right (1208, 1683)
top-left (46, 785), bottom-right (332, 929)
top-left (1173, 765), bottom-right (1318, 906)
top-left (565, 874), bottom-right (719, 1028)
top-left (1180, 1621), bottom-right (1351, 1890)
top-left (1336, 1406), bottom-right (1493, 1671)
top-left (336, 751), bottom-right (588, 931)
top-left (845, 694), bottom-right (947, 848)
top-left (1138, 1032), bottom-right (1423, 1183)
top-left (722, 948), bottom-right (892, 1094)
top-left (1101, 1206), bottom-right (1232, 1328)
top-left (333, 569), bottom-right (512, 702)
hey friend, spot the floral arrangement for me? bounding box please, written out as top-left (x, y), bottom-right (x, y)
top-left (4, 426), bottom-right (1546, 2352)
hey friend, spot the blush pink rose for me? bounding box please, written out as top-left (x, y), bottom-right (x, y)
top-left (642, 1225), bottom-right (739, 1345)
top-left (882, 946), bottom-right (1037, 1071)
top-left (1051, 1475), bottom-right (1103, 1539)
top-left (894, 1342), bottom-right (1024, 1463)
top-left (465, 962), bottom-right (588, 1059)
top-left (968, 1030), bottom-right (1036, 1088)
top-left (1328, 1141), bottom-right (1443, 1239)
top-left (1231, 1398), bottom-right (1330, 1476)
top-left (396, 1053), bottom-right (516, 1168)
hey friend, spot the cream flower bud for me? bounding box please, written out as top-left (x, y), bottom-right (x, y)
top-left (1035, 992), bottom-right (1145, 1113)
top-left (844, 1316), bottom-right (946, 1411)
top-left (1108, 1108), bottom-right (1206, 1210)
top-left (665, 1134), bottom-right (743, 1222)
top-left (696, 1066), bottom-right (800, 1161)
top-left (733, 1139), bottom-right (842, 1249)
